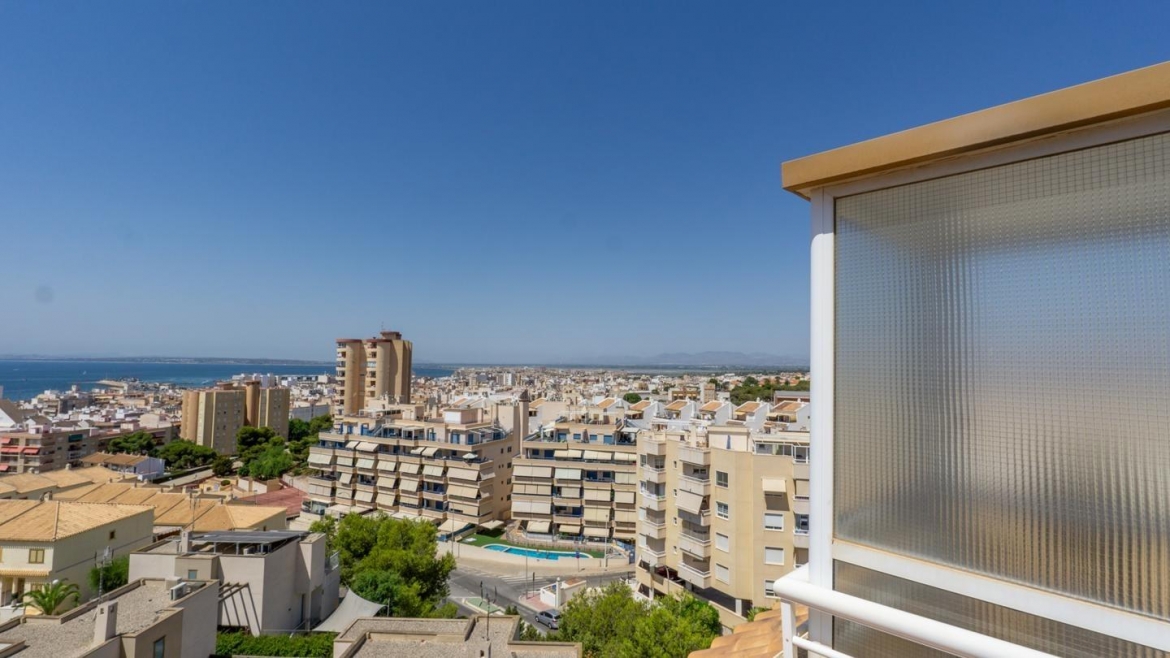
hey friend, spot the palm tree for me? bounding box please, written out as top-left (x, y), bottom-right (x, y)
top-left (20, 580), bottom-right (79, 615)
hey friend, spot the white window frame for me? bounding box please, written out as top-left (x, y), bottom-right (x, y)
top-left (763, 512), bottom-right (784, 531)
top-left (763, 579), bottom-right (779, 598)
top-left (765, 546), bottom-right (785, 566)
top-left (715, 563), bottom-right (730, 584)
top-left (798, 107), bottom-right (1170, 652)
top-left (715, 501), bottom-right (729, 520)
top-left (715, 532), bottom-right (729, 552)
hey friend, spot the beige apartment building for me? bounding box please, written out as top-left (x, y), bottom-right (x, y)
top-left (335, 330), bottom-right (413, 416)
top-left (243, 380), bottom-right (290, 440)
top-left (511, 401), bottom-right (640, 543)
top-left (305, 396), bottom-right (525, 532)
top-left (0, 499), bottom-right (156, 605)
top-left (0, 577), bottom-right (219, 658)
top-left (635, 403), bottom-right (810, 629)
top-left (181, 381), bottom-right (291, 453)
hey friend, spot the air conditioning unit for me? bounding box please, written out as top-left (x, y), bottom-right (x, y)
top-left (169, 583), bottom-right (188, 601)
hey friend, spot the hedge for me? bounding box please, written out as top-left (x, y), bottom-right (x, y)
top-left (214, 632), bottom-right (336, 657)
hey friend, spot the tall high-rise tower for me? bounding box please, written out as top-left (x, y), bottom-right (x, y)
top-left (335, 330), bottom-right (413, 415)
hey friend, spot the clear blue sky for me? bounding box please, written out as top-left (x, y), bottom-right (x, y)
top-left (1, 1), bottom-right (1167, 363)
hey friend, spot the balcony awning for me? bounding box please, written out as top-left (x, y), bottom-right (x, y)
top-left (339, 472), bottom-right (353, 485)
top-left (555, 468), bottom-right (582, 480)
top-left (356, 442), bottom-right (379, 452)
top-left (479, 520), bottom-right (504, 531)
top-left (516, 465), bottom-right (552, 478)
top-left (676, 490), bottom-right (705, 515)
top-left (583, 526), bottom-right (609, 538)
top-left (356, 458), bottom-right (376, 470)
top-left (375, 492), bottom-right (396, 505)
top-left (410, 447), bottom-right (425, 455)
top-left (614, 509), bottom-right (637, 523)
top-left (400, 478), bottom-right (420, 492)
top-left (447, 484), bottom-right (479, 499)
top-left (21, 447), bottom-right (38, 455)
top-left (377, 460), bottom-right (397, 472)
top-left (399, 463), bottom-right (421, 475)
top-left (584, 507), bottom-right (610, 522)
top-left (354, 490), bottom-right (375, 503)
top-left (447, 467), bottom-right (478, 481)
top-left (438, 519), bottom-right (465, 533)
top-left (562, 449), bottom-right (583, 459)
top-left (762, 478), bottom-right (787, 494)
top-left (557, 523), bottom-right (581, 535)
top-left (422, 464), bottom-right (445, 477)
top-left (583, 450), bottom-right (611, 461)
top-left (308, 453), bottom-right (333, 466)
top-left (584, 488), bottom-right (610, 501)
top-left (614, 490), bottom-right (635, 504)
top-left (557, 486), bottom-right (581, 499)
top-left (613, 452), bottom-right (637, 463)
top-left (421, 447), bottom-right (439, 458)
top-left (527, 520), bottom-right (551, 534)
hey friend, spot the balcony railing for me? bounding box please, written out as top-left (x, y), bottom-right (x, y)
top-left (678, 562), bottom-right (711, 587)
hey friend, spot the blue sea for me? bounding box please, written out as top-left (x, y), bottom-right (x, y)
top-left (0, 360), bottom-right (454, 402)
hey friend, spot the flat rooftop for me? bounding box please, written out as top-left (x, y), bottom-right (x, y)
top-left (338, 616), bottom-right (579, 658)
top-left (0, 580), bottom-right (205, 658)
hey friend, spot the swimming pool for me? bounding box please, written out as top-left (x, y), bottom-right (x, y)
top-left (483, 544), bottom-right (588, 560)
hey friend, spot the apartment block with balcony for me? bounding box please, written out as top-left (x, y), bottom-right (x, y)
top-left (775, 62), bottom-right (1170, 657)
top-left (635, 420), bottom-right (809, 630)
top-left (305, 394), bottom-right (526, 534)
top-left (512, 409), bottom-right (639, 542)
top-left (335, 330), bottom-right (413, 416)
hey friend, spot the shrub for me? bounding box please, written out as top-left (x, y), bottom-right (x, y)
top-left (214, 632), bottom-right (336, 657)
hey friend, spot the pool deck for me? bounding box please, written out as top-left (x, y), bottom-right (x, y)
top-left (438, 541), bottom-right (632, 577)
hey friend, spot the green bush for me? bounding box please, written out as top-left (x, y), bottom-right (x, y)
top-left (214, 632), bottom-right (336, 657)
top-left (88, 556), bottom-right (130, 593)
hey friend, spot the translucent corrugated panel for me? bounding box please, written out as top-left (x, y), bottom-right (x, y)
top-left (834, 132), bottom-right (1170, 619)
top-left (833, 563), bottom-right (1167, 658)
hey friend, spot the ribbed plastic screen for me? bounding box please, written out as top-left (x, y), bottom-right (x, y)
top-left (833, 562), bottom-right (1166, 658)
top-left (834, 132), bottom-right (1170, 620)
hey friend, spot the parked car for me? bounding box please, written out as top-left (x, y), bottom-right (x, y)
top-left (535, 610), bottom-right (561, 630)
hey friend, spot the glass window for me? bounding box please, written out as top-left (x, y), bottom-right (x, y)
top-left (715, 563), bottom-right (730, 584)
top-left (764, 579), bottom-right (778, 598)
top-left (187, 569), bottom-right (198, 580)
top-left (795, 514), bottom-right (809, 535)
top-left (835, 132), bottom-right (1170, 615)
top-left (715, 471), bottom-right (728, 488)
top-left (764, 547), bottom-right (785, 565)
top-left (715, 532), bottom-right (729, 552)
top-left (153, 638), bottom-right (165, 658)
top-left (716, 502), bottom-right (729, 520)
top-left (764, 513), bottom-right (784, 531)
top-left (28, 548), bottom-right (44, 564)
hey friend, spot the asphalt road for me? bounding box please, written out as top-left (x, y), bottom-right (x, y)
top-left (447, 564), bottom-right (633, 635)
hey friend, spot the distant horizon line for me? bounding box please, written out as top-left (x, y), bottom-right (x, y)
top-left (0, 354), bottom-right (810, 370)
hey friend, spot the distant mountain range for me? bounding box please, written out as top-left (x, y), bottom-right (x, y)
top-left (0, 355), bottom-right (332, 366)
top-left (553, 351), bottom-right (808, 368)
top-left (2, 351), bottom-right (807, 370)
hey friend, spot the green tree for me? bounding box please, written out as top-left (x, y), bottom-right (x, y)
top-left (618, 593), bottom-right (721, 657)
top-left (288, 418), bottom-right (312, 442)
top-left (238, 439), bottom-right (295, 479)
top-left (21, 580), bottom-right (79, 615)
top-left (107, 431), bottom-right (157, 455)
top-left (308, 516), bottom-right (337, 550)
top-left (308, 414), bottom-right (333, 435)
top-left (745, 606), bottom-right (770, 622)
top-left (237, 426), bottom-right (280, 452)
top-left (554, 582), bottom-right (647, 657)
top-left (215, 632), bottom-right (335, 657)
top-left (154, 440), bottom-right (217, 470)
top-left (88, 556), bottom-right (130, 593)
top-left (622, 393), bottom-right (642, 404)
top-left (541, 584), bottom-right (720, 658)
top-left (331, 513), bottom-right (457, 618)
top-left (211, 455), bottom-right (234, 477)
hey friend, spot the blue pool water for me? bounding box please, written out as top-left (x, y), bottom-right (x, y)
top-left (483, 544), bottom-right (587, 560)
